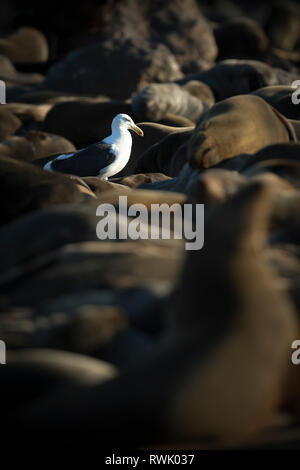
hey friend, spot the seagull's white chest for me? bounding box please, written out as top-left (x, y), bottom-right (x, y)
top-left (100, 130), bottom-right (132, 178)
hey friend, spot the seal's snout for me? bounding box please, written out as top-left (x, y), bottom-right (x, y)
top-left (188, 132), bottom-right (219, 169)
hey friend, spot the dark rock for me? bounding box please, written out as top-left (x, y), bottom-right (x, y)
top-left (40, 39), bottom-right (183, 100)
top-left (214, 17), bottom-right (269, 60)
top-left (265, 1), bottom-right (300, 51)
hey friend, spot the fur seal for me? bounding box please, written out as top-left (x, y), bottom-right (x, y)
top-left (129, 124), bottom-right (193, 177)
top-left (177, 59), bottom-right (300, 101)
top-left (0, 27), bottom-right (49, 63)
top-left (252, 86), bottom-right (300, 120)
top-left (158, 114), bottom-right (194, 127)
top-left (6, 183), bottom-right (297, 447)
top-left (3, 237), bottom-right (183, 308)
top-left (0, 156), bottom-right (86, 224)
top-left (166, 182), bottom-right (298, 443)
top-left (135, 128), bottom-right (194, 176)
top-left (187, 95), bottom-right (297, 170)
top-left (241, 143), bottom-right (300, 174)
top-left (132, 81), bottom-right (214, 123)
top-left (3, 102), bottom-right (51, 124)
top-left (187, 169), bottom-right (246, 205)
top-left (0, 205), bottom-right (101, 276)
top-left (0, 131), bottom-right (76, 162)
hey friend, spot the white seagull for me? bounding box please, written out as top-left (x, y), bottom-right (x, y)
top-left (43, 114), bottom-right (144, 178)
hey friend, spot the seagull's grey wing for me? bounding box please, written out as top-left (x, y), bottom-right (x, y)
top-left (51, 142), bottom-right (116, 177)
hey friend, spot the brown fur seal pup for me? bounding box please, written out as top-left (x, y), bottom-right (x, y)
top-left (0, 131), bottom-right (76, 163)
top-left (0, 27), bottom-right (48, 63)
top-left (135, 128), bottom-right (194, 176)
top-left (8, 183), bottom-right (297, 448)
top-left (43, 100), bottom-right (132, 148)
top-left (187, 95), bottom-right (297, 170)
top-left (132, 82), bottom-right (214, 123)
top-left (252, 86), bottom-right (300, 120)
top-left (0, 156), bottom-right (86, 224)
top-left (177, 59), bottom-right (300, 101)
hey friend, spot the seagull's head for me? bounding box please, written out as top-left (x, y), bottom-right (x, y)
top-left (112, 114), bottom-right (144, 136)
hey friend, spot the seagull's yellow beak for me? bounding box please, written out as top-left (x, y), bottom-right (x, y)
top-left (131, 124), bottom-right (144, 136)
